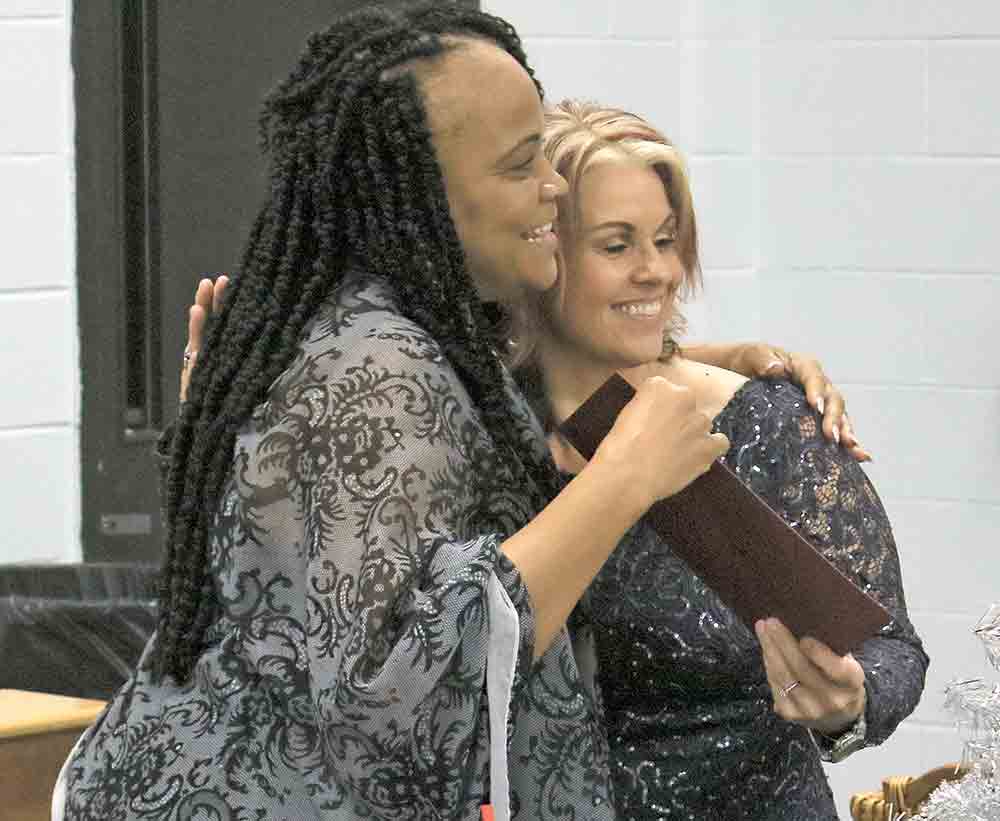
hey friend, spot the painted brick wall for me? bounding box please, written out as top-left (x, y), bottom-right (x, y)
top-left (484, 0), bottom-right (1000, 816)
top-left (0, 0), bottom-right (78, 563)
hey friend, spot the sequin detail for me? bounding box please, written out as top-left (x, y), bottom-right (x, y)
top-left (578, 379), bottom-right (928, 820)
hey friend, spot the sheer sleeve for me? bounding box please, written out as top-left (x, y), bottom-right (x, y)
top-left (719, 381), bottom-right (929, 750)
top-left (235, 308), bottom-right (538, 818)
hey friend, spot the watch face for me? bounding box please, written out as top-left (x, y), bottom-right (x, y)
top-left (813, 711), bottom-right (867, 763)
top-left (835, 730), bottom-right (864, 753)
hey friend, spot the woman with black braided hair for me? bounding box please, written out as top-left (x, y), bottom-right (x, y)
top-left (56, 5), bottom-right (732, 820)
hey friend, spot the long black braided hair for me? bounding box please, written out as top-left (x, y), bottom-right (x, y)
top-left (151, 2), bottom-right (564, 683)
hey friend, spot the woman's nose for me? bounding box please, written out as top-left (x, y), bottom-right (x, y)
top-left (633, 244), bottom-right (669, 282)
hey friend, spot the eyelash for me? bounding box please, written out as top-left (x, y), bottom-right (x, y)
top-left (510, 155), bottom-right (536, 174)
top-left (604, 235), bottom-right (677, 255)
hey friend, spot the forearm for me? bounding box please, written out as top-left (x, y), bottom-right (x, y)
top-left (680, 342), bottom-right (744, 372)
top-left (503, 457), bottom-right (648, 660)
top-left (855, 636), bottom-right (929, 745)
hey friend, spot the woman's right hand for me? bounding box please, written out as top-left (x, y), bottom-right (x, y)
top-left (597, 376), bottom-right (729, 510)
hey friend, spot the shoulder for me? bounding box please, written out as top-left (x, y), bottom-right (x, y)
top-left (651, 358), bottom-right (747, 420)
top-left (249, 274), bottom-right (489, 461)
top-left (264, 274), bottom-right (465, 409)
top-left (717, 378), bottom-right (817, 442)
top-left (717, 378), bottom-right (827, 491)
top-left (307, 274), bottom-right (451, 373)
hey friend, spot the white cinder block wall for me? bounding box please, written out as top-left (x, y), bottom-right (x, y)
top-left (0, 0), bottom-right (78, 564)
top-left (1, 0), bottom-right (998, 815)
top-left (484, 0), bottom-right (1000, 817)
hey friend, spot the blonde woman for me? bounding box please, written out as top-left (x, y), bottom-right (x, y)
top-left (504, 100), bottom-right (926, 820)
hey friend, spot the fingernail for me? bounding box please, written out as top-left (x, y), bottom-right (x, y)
top-left (832, 427), bottom-right (840, 445)
top-left (765, 360), bottom-right (783, 373)
top-left (816, 397), bottom-right (825, 415)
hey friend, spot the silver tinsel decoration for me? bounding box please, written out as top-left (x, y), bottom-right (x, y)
top-left (912, 604), bottom-right (1000, 820)
top-left (976, 604), bottom-right (1000, 672)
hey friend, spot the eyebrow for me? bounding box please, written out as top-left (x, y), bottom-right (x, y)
top-left (587, 214), bottom-right (678, 234)
top-left (496, 134), bottom-right (542, 166)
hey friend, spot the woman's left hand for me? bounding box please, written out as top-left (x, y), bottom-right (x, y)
top-left (734, 344), bottom-right (871, 463)
top-left (755, 617), bottom-right (867, 737)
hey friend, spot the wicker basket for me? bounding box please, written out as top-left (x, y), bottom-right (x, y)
top-left (849, 764), bottom-right (967, 820)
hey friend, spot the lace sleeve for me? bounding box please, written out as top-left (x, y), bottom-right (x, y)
top-left (238, 312), bottom-right (537, 819)
top-left (722, 381), bottom-right (929, 749)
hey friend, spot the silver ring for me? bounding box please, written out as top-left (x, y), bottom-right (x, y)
top-left (780, 680), bottom-right (800, 697)
top-left (183, 349), bottom-right (195, 367)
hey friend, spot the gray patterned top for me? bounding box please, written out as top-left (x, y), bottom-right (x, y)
top-left (63, 272), bottom-right (613, 821)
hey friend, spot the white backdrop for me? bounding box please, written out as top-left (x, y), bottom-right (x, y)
top-left (484, 0), bottom-right (1000, 817)
top-left (0, 0), bottom-right (78, 564)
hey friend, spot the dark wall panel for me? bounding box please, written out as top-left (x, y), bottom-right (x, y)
top-left (76, 1), bottom-right (478, 562)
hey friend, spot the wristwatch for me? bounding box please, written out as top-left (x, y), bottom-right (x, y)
top-left (811, 702), bottom-right (868, 763)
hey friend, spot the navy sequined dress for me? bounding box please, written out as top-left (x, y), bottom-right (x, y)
top-left (577, 379), bottom-right (928, 820)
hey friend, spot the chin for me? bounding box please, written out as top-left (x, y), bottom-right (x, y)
top-left (527, 255), bottom-right (559, 292)
top-left (603, 346), bottom-right (656, 370)
top-left (635, 342), bottom-right (667, 366)
top-left (627, 351), bottom-right (661, 368)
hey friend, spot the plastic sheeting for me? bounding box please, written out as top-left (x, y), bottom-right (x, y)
top-left (0, 563), bottom-right (158, 700)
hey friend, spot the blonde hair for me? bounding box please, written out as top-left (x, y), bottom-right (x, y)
top-left (508, 99), bottom-right (701, 373)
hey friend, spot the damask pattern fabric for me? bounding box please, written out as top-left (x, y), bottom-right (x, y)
top-left (62, 273), bottom-right (613, 821)
top-left (579, 379), bottom-right (928, 820)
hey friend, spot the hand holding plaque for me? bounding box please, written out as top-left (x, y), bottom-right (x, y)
top-left (559, 373), bottom-right (890, 656)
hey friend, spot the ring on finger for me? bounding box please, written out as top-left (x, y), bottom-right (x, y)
top-left (779, 680), bottom-right (800, 698)
top-left (183, 349), bottom-right (196, 367)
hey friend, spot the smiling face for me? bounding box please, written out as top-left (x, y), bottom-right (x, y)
top-left (540, 157), bottom-right (685, 374)
top-left (421, 42), bottom-right (567, 303)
